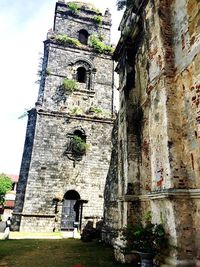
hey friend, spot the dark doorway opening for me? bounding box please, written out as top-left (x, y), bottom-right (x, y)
top-left (61, 190), bottom-right (80, 230)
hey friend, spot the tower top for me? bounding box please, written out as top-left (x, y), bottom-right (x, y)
top-left (46, 0), bottom-right (113, 47)
top-left (55, 1), bottom-right (111, 26)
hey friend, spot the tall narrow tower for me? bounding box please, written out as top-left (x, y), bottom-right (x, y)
top-left (12, 1), bottom-right (114, 232)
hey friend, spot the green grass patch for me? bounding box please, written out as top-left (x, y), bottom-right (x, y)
top-left (0, 239), bottom-right (132, 267)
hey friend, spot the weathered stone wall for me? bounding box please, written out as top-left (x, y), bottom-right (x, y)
top-left (16, 112), bottom-right (112, 232)
top-left (103, 118), bottom-right (119, 244)
top-left (12, 1), bottom-right (114, 232)
top-left (38, 43), bottom-right (113, 116)
top-left (105, 0), bottom-right (200, 266)
top-left (54, 2), bottom-right (111, 44)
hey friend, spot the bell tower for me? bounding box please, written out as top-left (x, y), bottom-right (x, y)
top-left (12, 1), bottom-right (114, 232)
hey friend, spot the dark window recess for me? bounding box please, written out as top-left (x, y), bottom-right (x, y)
top-left (78, 29), bottom-right (89, 45)
top-left (73, 130), bottom-right (86, 142)
top-left (77, 67), bottom-right (86, 83)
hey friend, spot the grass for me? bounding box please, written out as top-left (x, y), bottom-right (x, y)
top-left (0, 239), bottom-right (132, 267)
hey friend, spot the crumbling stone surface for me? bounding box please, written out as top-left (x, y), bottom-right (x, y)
top-left (105, 0), bottom-right (200, 265)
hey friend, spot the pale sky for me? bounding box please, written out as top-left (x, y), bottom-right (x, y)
top-left (0, 0), bottom-right (123, 175)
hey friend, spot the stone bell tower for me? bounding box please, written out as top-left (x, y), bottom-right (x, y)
top-left (12, 1), bottom-right (114, 232)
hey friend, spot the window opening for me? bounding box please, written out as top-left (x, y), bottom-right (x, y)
top-left (77, 67), bottom-right (86, 83)
top-left (78, 29), bottom-right (89, 45)
top-left (73, 130), bottom-right (86, 142)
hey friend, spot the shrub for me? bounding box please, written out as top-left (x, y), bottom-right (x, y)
top-left (89, 36), bottom-right (114, 55)
top-left (93, 15), bottom-right (103, 25)
top-left (122, 213), bottom-right (168, 255)
top-left (62, 79), bottom-right (77, 92)
top-left (68, 2), bottom-right (79, 14)
top-left (72, 136), bottom-right (89, 155)
top-left (55, 34), bottom-right (81, 47)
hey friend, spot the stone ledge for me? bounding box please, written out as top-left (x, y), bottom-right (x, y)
top-left (121, 189), bottom-right (200, 202)
top-left (37, 109), bottom-right (114, 124)
top-left (12, 212), bottom-right (55, 218)
top-left (45, 40), bottom-right (113, 59)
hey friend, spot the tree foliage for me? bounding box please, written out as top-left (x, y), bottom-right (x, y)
top-left (0, 173), bottom-right (12, 204)
top-left (116, 0), bottom-right (134, 10)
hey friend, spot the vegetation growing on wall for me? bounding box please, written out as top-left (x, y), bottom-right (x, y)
top-left (55, 34), bottom-right (81, 47)
top-left (89, 36), bottom-right (114, 55)
top-left (98, 34), bottom-right (105, 42)
top-left (70, 107), bottom-right (83, 115)
top-left (93, 15), bottom-right (103, 25)
top-left (72, 136), bottom-right (89, 155)
top-left (89, 106), bottom-right (103, 114)
top-left (68, 2), bottom-right (80, 14)
top-left (62, 79), bottom-right (77, 92)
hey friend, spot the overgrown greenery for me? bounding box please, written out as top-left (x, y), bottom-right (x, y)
top-left (62, 79), bottom-right (77, 92)
top-left (93, 15), bottom-right (103, 25)
top-left (89, 106), bottom-right (103, 114)
top-left (72, 136), bottom-right (89, 155)
top-left (0, 173), bottom-right (12, 205)
top-left (122, 212), bottom-right (168, 255)
top-left (68, 2), bottom-right (80, 14)
top-left (70, 107), bottom-right (83, 115)
top-left (0, 239), bottom-right (132, 267)
top-left (55, 34), bottom-right (81, 47)
top-left (89, 35), bottom-right (114, 55)
top-left (98, 34), bottom-right (105, 41)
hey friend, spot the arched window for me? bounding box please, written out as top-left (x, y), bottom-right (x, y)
top-left (78, 29), bottom-right (89, 45)
top-left (77, 67), bottom-right (86, 83)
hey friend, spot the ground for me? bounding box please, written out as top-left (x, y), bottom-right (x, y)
top-left (0, 239), bottom-right (132, 267)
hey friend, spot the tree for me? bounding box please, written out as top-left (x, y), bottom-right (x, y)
top-left (0, 173), bottom-right (12, 204)
top-left (116, 0), bottom-right (134, 10)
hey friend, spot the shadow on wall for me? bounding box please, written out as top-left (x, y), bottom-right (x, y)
top-left (81, 220), bottom-right (103, 242)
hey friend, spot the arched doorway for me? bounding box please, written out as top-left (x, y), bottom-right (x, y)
top-left (61, 190), bottom-right (80, 230)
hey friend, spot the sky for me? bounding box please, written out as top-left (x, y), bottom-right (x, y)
top-left (0, 0), bottom-right (123, 175)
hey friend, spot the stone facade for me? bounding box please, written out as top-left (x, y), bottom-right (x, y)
top-left (104, 0), bottom-right (200, 266)
top-left (12, 1), bottom-right (114, 232)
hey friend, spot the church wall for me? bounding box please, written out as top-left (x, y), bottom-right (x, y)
top-left (105, 0), bottom-right (200, 265)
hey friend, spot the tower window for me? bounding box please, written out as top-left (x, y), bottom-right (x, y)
top-left (73, 130), bottom-right (86, 142)
top-left (77, 67), bottom-right (86, 83)
top-left (78, 30), bottom-right (89, 45)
